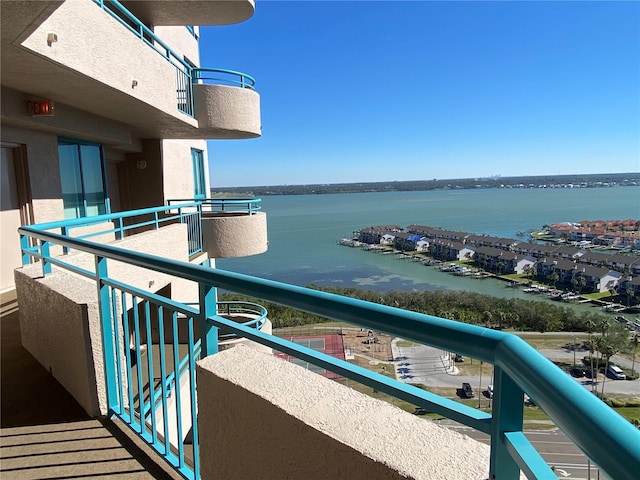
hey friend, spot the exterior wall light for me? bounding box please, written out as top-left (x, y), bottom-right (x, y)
top-left (47, 33), bottom-right (57, 46)
top-left (132, 80), bottom-right (138, 89)
top-left (27, 100), bottom-right (55, 116)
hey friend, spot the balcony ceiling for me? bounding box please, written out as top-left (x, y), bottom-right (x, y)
top-left (1, 2), bottom-right (259, 142)
top-left (121, 0), bottom-right (255, 26)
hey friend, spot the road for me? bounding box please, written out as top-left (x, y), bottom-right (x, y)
top-left (391, 340), bottom-right (639, 396)
top-left (390, 339), bottom-right (637, 479)
top-left (437, 420), bottom-right (607, 480)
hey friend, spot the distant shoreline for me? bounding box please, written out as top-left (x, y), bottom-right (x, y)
top-left (211, 172), bottom-right (639, 196)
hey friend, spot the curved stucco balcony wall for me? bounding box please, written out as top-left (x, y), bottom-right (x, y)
top-left (202, 212), bottom-right (267, 258)
top-left (193, 84), bottom-right (261, 139)
top-left (122, 0), bottom-right (255, 26)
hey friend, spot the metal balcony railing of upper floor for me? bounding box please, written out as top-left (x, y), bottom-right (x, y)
top-left (20, 198), bottom-right (262, 267)
top-left (17, 206), bottom-right (640, 480)
top-left (92, 0), bottom-right (256, 117)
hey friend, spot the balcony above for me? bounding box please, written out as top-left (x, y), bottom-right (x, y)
top-left (202, 211), bottom-right (267, 258)
top-left (193, 69), bottom-right (261, 139)
top-left (121, 0), bottom-right (255, 26)
top-left (0, 1), bottom-right (260, 141)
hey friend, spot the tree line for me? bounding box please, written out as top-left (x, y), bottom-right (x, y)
top-left (220, 285), bottom-right (610, 332)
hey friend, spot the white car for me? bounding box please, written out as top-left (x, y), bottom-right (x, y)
top-left (606, 365), bottom-right (626, 380)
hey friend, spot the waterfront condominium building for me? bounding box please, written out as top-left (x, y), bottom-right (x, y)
top-left (2, 2), bottom-right (638, 479)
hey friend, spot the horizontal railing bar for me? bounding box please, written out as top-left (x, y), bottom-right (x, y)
top-left (104, 278), bottom-right (199, 319)
top-left (30, 203), bottom-right (197, 232)
top-left (208, 313), bottom-right (492, 433)
top-left (503, 432), bottom-right (556, 479)
top-left (192, 68), bottom-right (256, 90)
top-left (22, 250), bottom-right (97, 280)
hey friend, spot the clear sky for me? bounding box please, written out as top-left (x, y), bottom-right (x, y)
top-left (200, 0), bottom-right (640, 188)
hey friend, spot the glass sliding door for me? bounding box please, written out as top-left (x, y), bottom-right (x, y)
top-left (192, 148), bottom-right (206, 199)
top-left (58, 139), bottom-right (108, 219)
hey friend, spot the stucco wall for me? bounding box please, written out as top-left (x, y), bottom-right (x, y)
top-left (161, 139), bottom-right (208, 201)
top-left (15, 223), bottom-right (195, 417)
top-left (196, 345), bottom-right (492, 480)
top-left (153, 26), bottom-right (200, 67)
top-left (0, 124), bottom-right (63, 223)
top-left (192, 84), bottom-right (261, 138)
top-left (202, 211), bottom-right (267, 258)
top-left (21, 0), bottom-right (185, 118)
top-left (15, 267), bottom-right (107, 416)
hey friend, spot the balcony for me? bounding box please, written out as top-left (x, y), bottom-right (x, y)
top-left (10, 203), bottom-right (640, 480)
top-left (121, 0), bottom-right (255, 27)
top-left (0, 0), bottom-right (260, 140)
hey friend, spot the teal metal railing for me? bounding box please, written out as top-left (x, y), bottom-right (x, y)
top-left (191, 68), bottom-right (256, 90)
top-left (167, 198), bottom-right (262, 215)
top-left (92, 1), bottom-right (256, 116)
top-left (19, 198), bottom-right (262, 268)
top-left (18, 217), bottom-right (640, 480)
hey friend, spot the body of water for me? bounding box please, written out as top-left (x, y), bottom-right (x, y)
top-left (217, 187), bottom-right (639, 315)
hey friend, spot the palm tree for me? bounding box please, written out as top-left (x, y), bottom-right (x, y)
top-left (600, 341), bottom-right (616, 397)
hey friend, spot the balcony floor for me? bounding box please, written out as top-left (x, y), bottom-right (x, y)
top-left (0, 292), bottom-right (182, 480)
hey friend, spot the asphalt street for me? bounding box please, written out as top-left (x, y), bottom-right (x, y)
top-left (390, 339), bottom-right (637, 479)
top-left (391, 340), bottom-right (639, 396)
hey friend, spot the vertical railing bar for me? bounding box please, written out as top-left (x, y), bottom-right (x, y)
top-left (41, 241), bottom-right (52, 275)
top-left (61, 227), bottom-right (70, 255)
top-left (489, 366), bottom-right (525, 479)
top-left (122, 292), bottom-right (134, 424)
top-left (157, 305), bottom-right (171, 456)
top-left (95, 256), bottom-right (117, 413)
top-left (172, 311), bottom-right (184, 468)
top-left (112, 287), bottom-right (124, 415)
top-left (133, 295), bottom-right (145, 435)
top-left (20, 234), bottom-right (30, 265)
top-left (187, 316), bottom-right (200, 479)
top-left (144, 300), bottom-right (157, 445)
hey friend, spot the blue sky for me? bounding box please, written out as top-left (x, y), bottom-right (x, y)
top-left (200, 1), bottom-right (639, 187)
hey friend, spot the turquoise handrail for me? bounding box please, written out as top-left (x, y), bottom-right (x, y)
top-left (191, 68), bottom-right (256, 90)
top-left (17, 224), bottom-right (640, 480)
top-left (168, 198), bottom-right (262, 214)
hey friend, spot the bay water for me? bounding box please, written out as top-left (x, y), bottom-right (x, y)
top-left (217, 187), bottom-right (639, 316)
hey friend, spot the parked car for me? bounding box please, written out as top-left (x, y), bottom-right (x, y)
top-left (413, 408), bottom-right (429, 415)
top-left (454, 354), bottom-right (464, 362)
top-left (461, 382), bottom-right (474, 398)
top-left (570, 366), bottom-right (587, 378)
top-left (606, 365), bottom-right (626, 380)
top-left (486, 384), bottom-right (494, 398)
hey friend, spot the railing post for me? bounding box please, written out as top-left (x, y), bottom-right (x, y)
top-left (199, 259), bottom-right (218, 357)
top-left (61, 227), bottom-right (70, 255)
top-left (96, 255), bottom-right (118, 413)
top-left (20, 234), bottom-right (30, 265)
top-left (41, 241), bottom-right (52, 275)
top-left (489, 366), bottom-right (524, 479)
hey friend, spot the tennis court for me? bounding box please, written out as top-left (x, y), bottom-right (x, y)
top-left (275, 334), bottom-right (345, 379)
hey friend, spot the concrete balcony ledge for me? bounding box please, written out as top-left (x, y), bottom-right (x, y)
top-left (202, 211), bottom-right (267, 258)
top-left (193, 84), bottom-right (261, 139)
top-left (196, 345), bottom-right (492, 480)
top-left (122, 0), bottom-right (255, 27)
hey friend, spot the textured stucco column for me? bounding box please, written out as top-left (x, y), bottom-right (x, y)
top-left (196, 345), bottom-right (492, 480)
top-left (201, 212), bottom-right (267, 258)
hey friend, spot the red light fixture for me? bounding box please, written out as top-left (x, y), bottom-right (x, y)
top-left (27, 100), bottom-right (55, 116)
